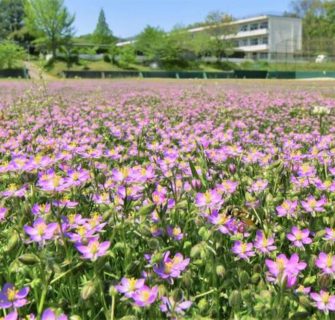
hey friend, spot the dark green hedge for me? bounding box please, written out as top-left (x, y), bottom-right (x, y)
top-left (0, 69), bottom-right (29, 78)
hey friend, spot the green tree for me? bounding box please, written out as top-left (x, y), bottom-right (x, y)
top-left (24, 0), bottom-right (75, 58)
top-left (0, 41), bottom-right (25, 69)
top-left (205, 11), bottom-right (237, 59)
top-left (0, 0), bottom-right (25, 40)
top-left (289, 0), bottom-right (330, 54)
top-left (135, 26), bottom-right (166, 62)
top-left (93, 9), bottom-right (115, 45)
top-left (118, 45), bottom-right (136, 68)
top-left (158, 27), bottom-right (196, 68)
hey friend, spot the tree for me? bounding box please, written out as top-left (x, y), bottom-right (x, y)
top-left (135, 26), bottom-right (166, 62)
top-left (0, 0), bottom-right (25, 40)
top-left (288, 0), bottom-right (331, 54)
top-left (204, 11), bottom-right (237, 59)
top-left (289, 0), bottom-right (324, 18)
top-left (24, 0), bottom-right (75, 58)
top-left (0, 41), bottom-right (25, 69)
top-left (93, 9), bottom-right (115, 45)
top-left (118, 45), bottom-right (136, 68)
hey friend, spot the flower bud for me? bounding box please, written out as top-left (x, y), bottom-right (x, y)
top-left (81, 281), bottom-right (97, 300)
top-left (239, 271), bottom-right (250, 288)
top-left (190, 243), bottom-right (203, 258)
top-left (251, 273), bottom-right (260, 284)
top-left (5, 232), bottom-right (19, 253)
top-left (216, 265), bottom-right (226, 277)
top-left (229, 290), bottom-right (241, 309)
top-left (148, 238), bottom-right (160, 250)
top-left (298, 296), bottom-right (311, 308)
top-left (198, 226), bottom-right (210, 241)
top-left (197, 298), bottom-right (207, 312)
top-left (18, 253), bottom-right (40, 265)
top-left (318, 274), bottom-right (330, 289)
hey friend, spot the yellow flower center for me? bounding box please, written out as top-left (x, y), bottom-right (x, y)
top-left (172, 228), bottom-right (181, 236)
top-left (321, 292), bottom-right (330, 304)
top-left (36, 223), bottom-right (46, 236)
top-left (204, 191), bottom-right (212, 204)
top-left (89, 241), bottom-right (99, 254)
top-left (326, 255), bottom-right (333, 268)
top-left (295, 231), bottom-right (303, 240)
top-left (128, 278), bottom-right (137, 291)
top-left (7, 288), bottom-right (17, 302)
top-left (52, 176), bottom-right (61, 188)
top-left (8, 184), bottom-right (17, 191)
top-left (140, 290), bottom-right (151, 301)
top-left (276, 258), bottom-right (285, 272)
top-left (76, 226), bottom-right (86, 236)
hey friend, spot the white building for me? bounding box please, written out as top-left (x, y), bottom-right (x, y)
top-left (188, 15), bottom-right (303, 61)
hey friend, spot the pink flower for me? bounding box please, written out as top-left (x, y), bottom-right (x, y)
top-left (153, 251), bottom-right (190, 282)
top-left (24, 218), bottom-right (58, 243)
top-left (249, 179), bottom-right (268, 193)
top-left (315, 252), bottom-right (335, 275)
top-left (324, 228), bottom-right (335, 242)
top-left (167, 226), bottom-right (184, 241)
top-left (195, 189), bottom-right (222, 210)
top-left (76, 239), bottom-right (110, 261)
top-left (0, 207), bottom-right (7, 220)
top-left (276, 200), bottom-right (298, 218)
top-left (232, 241), bottom-right (255, 260)
top-left (0, 283), bottom-right (29, 309)
top-left (301, 195), bottom-right (326, 213)
top-left (287, 226), bottom-right (312, 248)
top-left (265, 253), bottom-right (306, 287)
top-left (115, 277), bottom-right (145, 298)
top-left (41, 308), bottom-right (68, 320)
top-left (132, 285), bottom-right (158, 307)
top-left (253, 230), bottom-right (276, 254)
top-left (310, 291), bottom-right (335, 312)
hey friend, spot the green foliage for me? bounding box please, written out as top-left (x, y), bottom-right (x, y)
top-left (288, 0), bottom-right (335, 54)
top-left (0, 40), bottom-right (25, 69)
top-left (118, 45), bottom-right (136, 68)
top-left (135, 26), bottom-right (166, 62)
top-left (0, 0), bottom-right (24, 40)
top-left (205, 11), bottom-right (236, 58)
top-left (92, 9), bottom-right (115, 45)
top-left (24, 0), bottom-right (75, 57)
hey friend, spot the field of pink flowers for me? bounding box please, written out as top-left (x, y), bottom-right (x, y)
top-left (0, 80), bottom-right (335, 319)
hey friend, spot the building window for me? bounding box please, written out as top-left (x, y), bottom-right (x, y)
top-left (259, 53), bottom-right (268, 59)
top-left (250, 38), bottom-right (258, 45)
top-left (250, 23), bottom-right (258, 30)
top-left (262, 37), bottom-right (268, 44)
top-left (240, 24), bottom-right (248, 32)
top-left (240, 39), bottom-right (248, 46)
top-left (259, 21), bottom-right (268, 29)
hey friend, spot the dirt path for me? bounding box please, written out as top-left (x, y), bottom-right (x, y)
top-left (24, 61), bottom-right (56, 81)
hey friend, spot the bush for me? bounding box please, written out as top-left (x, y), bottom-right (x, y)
top-left (0, 41), bottom-right (25, 69)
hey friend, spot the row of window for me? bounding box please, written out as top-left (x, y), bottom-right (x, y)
top-left (239, 21), bottom-right (268, 32)
top-left (234, 37), bottom-right (268, 47)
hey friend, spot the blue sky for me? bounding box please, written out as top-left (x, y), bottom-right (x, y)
top-left (64, 0), bottom-right (293, 38)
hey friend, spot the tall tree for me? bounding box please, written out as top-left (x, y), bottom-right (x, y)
top-left (93, 9), bottom-right (115, 44)
top-left (0, 0), bottom-right (25, 40)
top-left (289, 0), bottom-right (330, 54)
top-left (24, 0), bottom-right (75, 57)
top-left (205, 11), bottom-right (237, 59)
top-left (135, 26), bottom-right (166, 62)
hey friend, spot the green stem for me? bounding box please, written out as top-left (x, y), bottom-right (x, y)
top-left (111, 294), bottom-right (116, 320)
top-left (194, 288), bottom-right (217, 300)
top-left (37, 285), bottom-right (48, 315)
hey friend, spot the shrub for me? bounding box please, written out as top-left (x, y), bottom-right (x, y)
top-left (0, 41), bottom-right (25, 69)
